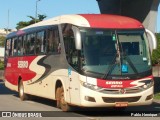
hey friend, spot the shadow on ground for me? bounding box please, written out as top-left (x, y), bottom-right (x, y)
top-left (0, 79), bottom-right (17, 95)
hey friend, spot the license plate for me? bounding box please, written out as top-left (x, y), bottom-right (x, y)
top-left (115, 102), bottom-right (128, 107)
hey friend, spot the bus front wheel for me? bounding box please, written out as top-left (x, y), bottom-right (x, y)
top-left (56, 87), bottom-right (61, 108)
top-left (57, 87), bottom-right (71, 112)
top-left (18, 80), bottom-right (28, 101)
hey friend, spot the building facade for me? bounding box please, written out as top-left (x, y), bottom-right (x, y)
top-left (0, 47), bottom-right (4, 61)
top-left (0, 29), bottom-right (8, 37)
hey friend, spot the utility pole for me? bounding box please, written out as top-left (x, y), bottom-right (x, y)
top-left (7, 9), bottom-right (10, 34)
top-left (35, 0), bottom-right (41, 23)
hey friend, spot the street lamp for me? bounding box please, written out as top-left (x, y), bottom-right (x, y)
top-left (35, 0), bottom-right (41, 23)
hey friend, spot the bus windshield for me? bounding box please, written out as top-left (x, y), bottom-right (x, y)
top-left (80, 28), bottom-right (151, 79)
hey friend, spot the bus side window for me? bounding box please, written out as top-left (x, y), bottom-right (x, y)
top-left (23, 35), bottom-right (26, 55)
top-left (25, 34), bottom-right (30, 55)
top-left (47, 27), bottom-right (60, 54)
top-left (36, 31), bottom-right (46, 54)
top-left (5, 39), bottom-right (12, 57)
top-left (62, 24), bottom-right (78, 70)
top-left (17, 36), bottom-right (24, 56)
top-left (25, 34), bottom-right (36, 55)
top-left (11, 38), bottom-right (17, 56)
top-left (30, 34), bottom-right (36, 55)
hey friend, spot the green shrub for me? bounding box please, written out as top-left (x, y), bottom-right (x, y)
top-left (0, 61), bottom-right (4, 70)
top-left (152, 33), bottom-right (160, 65)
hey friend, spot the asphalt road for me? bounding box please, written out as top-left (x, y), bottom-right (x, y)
top-left (0, 79), bottom-right (160, 120)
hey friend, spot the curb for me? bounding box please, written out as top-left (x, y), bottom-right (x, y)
top-left (153, 99), bottom-right (160, 104)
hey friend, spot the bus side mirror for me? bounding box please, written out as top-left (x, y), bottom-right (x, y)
top-left (145, 29), bottom-right (157, 53)
top-left (72, 26), bottom-right (82, 50)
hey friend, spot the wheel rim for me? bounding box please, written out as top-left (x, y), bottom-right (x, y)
top-left (60, 88), bottom-right (69, 111)
top-left (60, 92), bottom-right (66, 107)
top-left (56, 88), bottom-right (61, 108)
top-left (19, 83), bottom-right (24, 98)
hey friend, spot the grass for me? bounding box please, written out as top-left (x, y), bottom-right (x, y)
top-left (0, 61), bottom-right (4, 70)
top-left (154, 93), bottom-right (160, 100)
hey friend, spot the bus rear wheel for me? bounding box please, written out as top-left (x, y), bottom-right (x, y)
top-left (18, 80), bottom-right (28, 101)
top-left (58, 87), bottom-right (71, 112)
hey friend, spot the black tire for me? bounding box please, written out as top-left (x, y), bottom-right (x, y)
top-left (18, 80), bottom-right (28, 101)
top-left (59, 87), bottom-right (72, 112)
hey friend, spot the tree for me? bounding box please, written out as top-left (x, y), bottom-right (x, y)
top-left (16, 14), bottom-right (47, 30)
top-left (16, 21), bottom-right (30, 30)
top-left (0, 36), bottom-right (5, 47)
top-left (38, 14), bottom-right (47, 21)
top-left (152, 33), bottom-right (160, 65)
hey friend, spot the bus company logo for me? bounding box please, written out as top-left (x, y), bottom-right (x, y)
top-left (119, 88), bottom-right (126, 94)
top-left (18, 61), bottom-right (29, 68)
top-left (106, 81), bottom-right (123, 85)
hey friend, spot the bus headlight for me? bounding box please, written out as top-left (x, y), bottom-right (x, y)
top-left (140, 79), bottom-right (154, 90)
top-left (80, 81), bottom-right (102, 91)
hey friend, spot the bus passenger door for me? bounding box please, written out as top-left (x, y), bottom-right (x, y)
top-left (67, 51), bottom-right (80, 105)
top-left (62, 24), bottom-right (81, 105)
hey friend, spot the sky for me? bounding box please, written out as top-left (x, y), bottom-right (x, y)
top-left (0, 0), bottom-right (159, 32)
top-left (0, 0), bottom-right (100, 29)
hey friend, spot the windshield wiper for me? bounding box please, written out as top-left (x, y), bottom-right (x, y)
top-left (102, 54), bottom-right (117, 79)
top-left (124, 55), bottom-right (138, 74)
top-left (102, 31), bottom-right (122, 79)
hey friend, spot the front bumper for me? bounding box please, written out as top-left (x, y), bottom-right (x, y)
top-left (80, 85), bottom-right (153, 107)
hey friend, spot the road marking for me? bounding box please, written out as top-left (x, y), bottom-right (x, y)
top-left (87, 117), bottom-right (99, 120)
top-left (25, 100), bottom-right (37, 104)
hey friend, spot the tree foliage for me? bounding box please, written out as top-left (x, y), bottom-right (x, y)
top-left (0, 60), bottom-right (4, 70)
top-left (152, 33), bottom-right (160, 65)
top-left (0, 36), bottom-right (6, 47)
top-left (16, 14), bottom-right (47, 30)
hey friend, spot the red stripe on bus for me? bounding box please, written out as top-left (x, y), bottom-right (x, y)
top-left (97, 76), bottom-right (153, 88)
top-left (4, 56), bottom-right (37, 85)
top-left (79, 14), bottom-right (143, 29)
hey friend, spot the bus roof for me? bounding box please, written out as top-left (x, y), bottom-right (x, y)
top-left (7, 14), bottom-right (143, 38)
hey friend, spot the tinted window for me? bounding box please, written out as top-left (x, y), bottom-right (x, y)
top-left (11, 38), bottom-right (17, 56)
top-left (17, 36), bottom-right (24, 56)
top-left (36, 31), bottom-right (46, 54)
top-left (47, 27), bottom-right (60, 54)
top-left (62, 24), bottom-right (78, 70)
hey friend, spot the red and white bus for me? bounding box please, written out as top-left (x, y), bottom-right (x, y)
top-left (4, 14), bottom-right (155, 111)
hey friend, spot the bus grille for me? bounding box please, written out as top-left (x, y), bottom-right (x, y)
top-left (99, 87), bottom-right (143, 94)
top-left (102, 96), bottom-right (141, 103)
